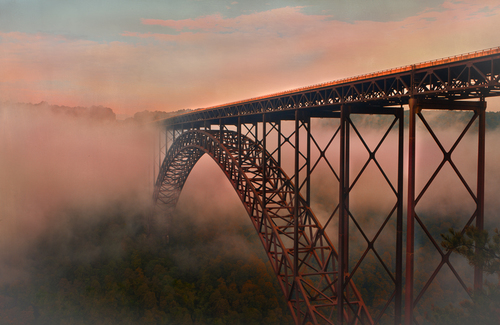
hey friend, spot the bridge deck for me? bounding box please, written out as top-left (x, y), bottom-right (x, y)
top-left (162, 46), bottom-right (500, 127)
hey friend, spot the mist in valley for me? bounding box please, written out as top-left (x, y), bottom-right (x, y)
top-left (1, 102), bottom-right (500, 324)
top-left (0, 103), bottom-right (291, 324)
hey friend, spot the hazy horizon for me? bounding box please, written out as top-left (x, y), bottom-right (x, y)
top-left (1, 0), bottom-right (499, 115)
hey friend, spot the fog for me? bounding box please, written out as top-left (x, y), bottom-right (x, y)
top-left (169, 109), bottom-right (500, 322)
top-left (0, 103), bottom-right (154, 285)
top-left (1, 102), bottom-right (499, 323)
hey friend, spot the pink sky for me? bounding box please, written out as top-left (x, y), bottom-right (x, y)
top-left (1, 1), bottom-right (500, 116)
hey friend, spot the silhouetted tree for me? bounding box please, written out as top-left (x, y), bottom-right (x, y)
top-left (441, 226), bottom-right (500, 276)
top-left (427, 226), bottom-right (500, 324)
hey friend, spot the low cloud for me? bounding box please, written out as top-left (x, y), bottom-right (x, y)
top-left (0, 103), bottom-right (155, 284)
top-left (2, 1), bottom-right (500, 115)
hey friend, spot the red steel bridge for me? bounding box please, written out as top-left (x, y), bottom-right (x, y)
top-left (152, 47), bottom-right (500, 325)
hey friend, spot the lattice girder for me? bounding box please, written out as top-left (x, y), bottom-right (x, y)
top-left (153, 129), bottom-right (373, 325)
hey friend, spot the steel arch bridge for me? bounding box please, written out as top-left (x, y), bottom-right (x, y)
top-left (153, 129), bottom-right (372, 324)
top-left (152, 47), bottom-right (500, 325)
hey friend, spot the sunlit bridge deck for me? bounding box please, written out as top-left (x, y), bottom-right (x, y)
top-left (153, 47), bottom-right (499, 325)
top-left (162, 46), bottom-right (500, 127)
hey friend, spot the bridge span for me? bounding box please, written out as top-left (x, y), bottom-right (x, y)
top-left (153, 47), bottom-right (500, 325)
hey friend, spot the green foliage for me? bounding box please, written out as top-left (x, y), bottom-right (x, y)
top-left (0, 209), bottom-right (293, 325)
top-left (427, 283), bottom-right (500, 325)
top-left (441, 226), bottom-right (500, 275)
top-left (426, 226), bottom-right (500, 324)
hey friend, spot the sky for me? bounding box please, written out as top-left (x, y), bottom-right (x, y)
top-left (1, 0), bottom-right (500, 116)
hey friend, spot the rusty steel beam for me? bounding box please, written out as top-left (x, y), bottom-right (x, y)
top-left (475, 102), bottom-right (486, 291)
top-left (153, 129), bottom-right (373, 324)
top-left (405, 99), bottom-right (417, 325)
top-left (154, 102), bottom-right (406, 324)
top-left (151, 48), bottom-right (495, 325)
top-left (405, 97), bottom-right (487, 325)
top-left (160, 47), bottom-right (500, 128)
top-left (338, 105), bottom-right (348, 325)
top-left (336, 105), bottom-right (404, 325)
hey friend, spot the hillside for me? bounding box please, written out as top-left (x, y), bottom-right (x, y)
top-left (1, 102), bottom-right (499, 324)
top-left (0, 204), bottom-right (292, 325)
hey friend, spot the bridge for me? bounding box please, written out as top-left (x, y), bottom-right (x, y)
top-left (152, 47), bottom-right (500, 325)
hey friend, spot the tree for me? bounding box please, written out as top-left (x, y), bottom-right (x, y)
top-left (441, 226), bottom-right (500, 277)
top-left (426, 226), bottom-right (500, 324)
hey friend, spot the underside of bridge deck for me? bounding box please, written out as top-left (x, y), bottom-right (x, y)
top-left (153, 48), bottom-right (499, 325)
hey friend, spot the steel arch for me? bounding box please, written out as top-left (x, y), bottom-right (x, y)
top-left (153, 129), bottom-right (373, 325)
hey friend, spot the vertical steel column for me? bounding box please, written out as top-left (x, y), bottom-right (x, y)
top-left (405, 98), bottom-right (417, 325)
top-left (262, 113), bottom-right (267, 232)
top-left (294, 109), bottom-right (300, 317)
top-left (395, 106), bottom-right (404, 325)
top-left (345, 110), bottom-right (350, 282)
top-left (219, 119), bottom-right (224, 141)
top-left (237, 117), bottom-right (242, 168)
top-left (338, 105), bottom-right (350, 324)
top-left (158, 127), bottom-right (162, 175)
top-left (165, 125), bottom-right (170, 153)
top-left (406, 69), bottom-right (416, 325)
top-left (220, 119), bottom-right (224, 166)
top-left (254, 122), bottom-right (258, 143)
top-left (474, 100), bottom-right (486, 291)
top-left (306, 114), bottom-right (311, 206)
top-left (278, 120), bottom-right (282, 167)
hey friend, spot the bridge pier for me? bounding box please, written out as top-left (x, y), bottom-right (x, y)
top-left (154, 106), bottom-right (407, 325)
top-left (337, 104), bottom-right (405, 325)
top-left (405, 97), bottom-right (486, 325)
top-left (153, 48), bottom-right (499, 325)
top-left (154, 100), bottom-right (487, 325)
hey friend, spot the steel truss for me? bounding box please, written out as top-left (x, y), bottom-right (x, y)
top-left (338, 106), bottom-right (404, 325)
top-left (405, 98), bottom-right (486, 325)
top-left (154, 128), bottom-right (373, 324)
top-left (152, 48), bottom-right (498, 325)
top-left (162, 47), bottom-right (500, 128)
top-left (153, 100), bottom-right (487, 325)
top-left (153, 102), bottom-right (407, 324)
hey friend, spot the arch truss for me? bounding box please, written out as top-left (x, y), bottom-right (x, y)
top-left (152, 48), bottom-right (498, 325)
top-left (153, 128), bottom-right (373, 325)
